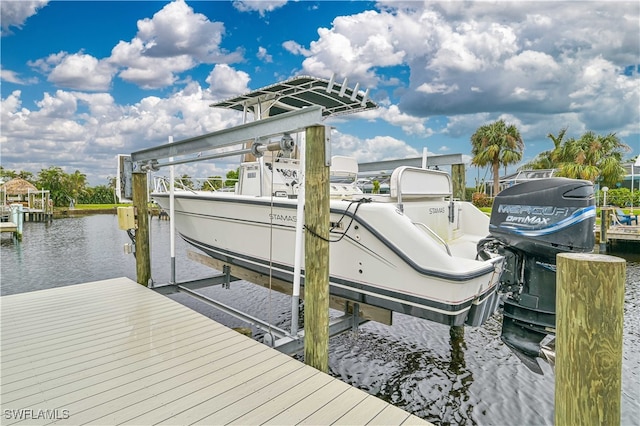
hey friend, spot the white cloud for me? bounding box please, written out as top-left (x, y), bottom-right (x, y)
top-left (111, 38), bottom-right (194, 89)
top-left (135, 0), bottom-right (231, 62)
top-left (26, 0), bottom-right (244, 92)
top-left (370, 105), bottom-right (432, 136)
top-left (0, 69), bottom-right (38, 85)
top-left (109, 0), bottom-right (242, 89)
top-left (257, 46), bottom-right (273, 63)
top-left (417, 82), bottom-right (458, 95)
top-left (0, 0), bottom-right (48, 35)
top-left (205, 64), bottom-right (251, 100)
top-left (295, 10), bottom-right (406, 85)
top-left (282, 40), bottom-right (310, 56)
top-left (0, 82), bottom-right (244, 185)
top-left (45, 52), bottom-right (116, 91)
top-left (292, 0), bottom-right (638, 142)
top-left (232, 0), bottom-right (288, 17)
top-left (331, 130), bottom-right (419, 163)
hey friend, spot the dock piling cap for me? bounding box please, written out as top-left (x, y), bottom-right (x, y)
top-left (557, 253), bottom-right (626, 263)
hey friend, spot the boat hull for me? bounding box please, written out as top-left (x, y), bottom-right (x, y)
top-left (153, 192), bottom-right (502, 326)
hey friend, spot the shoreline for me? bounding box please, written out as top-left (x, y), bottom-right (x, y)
top-left (54, 206), bottom-right (161, 218)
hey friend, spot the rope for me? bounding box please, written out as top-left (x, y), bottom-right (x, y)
top-left (304, 197), bottom-right (372, 243)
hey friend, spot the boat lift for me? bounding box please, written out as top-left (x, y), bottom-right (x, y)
top-left (118, 76), bottom-right (384, 356)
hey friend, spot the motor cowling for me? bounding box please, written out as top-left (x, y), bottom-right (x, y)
top-left (478, 178), bottom-right (596, 372)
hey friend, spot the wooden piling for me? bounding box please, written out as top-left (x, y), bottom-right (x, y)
top-left (132, 172), bottom-right (151, 286)
top-left (555, 253), bottom-right (626, 426)
top-left (451, 163), bottom-right (466, 201)
top-left (304, 125), bottom-right (330, 373)
top-left (599, 207), bottom-right (612, 253)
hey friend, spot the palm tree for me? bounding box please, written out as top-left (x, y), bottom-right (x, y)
top-left (524, 128), bottom-right (567, 170)
top-left (471, 119), bottom-right (524, 197)
top-left (526, 130), bottom-right (629, 187)
top-left (66, 170), bottom-right (88, 205)
top-left (561, 132), bottom-right (628, 187)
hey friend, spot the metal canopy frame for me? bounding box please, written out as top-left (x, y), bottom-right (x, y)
top-left (358, 153), bottom-right (465, 173)
top-left (211, 75), bottom-right (378, 118)
top-left (131, 106), bottom-right (323, 169)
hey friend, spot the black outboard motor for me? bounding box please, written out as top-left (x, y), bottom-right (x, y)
top-left (477, 178), bottom-right (595, 372)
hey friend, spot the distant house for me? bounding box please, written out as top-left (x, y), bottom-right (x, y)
top-left (620, 160), bottom-right (640, 192)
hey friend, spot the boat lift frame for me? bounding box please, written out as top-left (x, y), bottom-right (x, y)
top-left (124, 105), bottom-right (367, 355)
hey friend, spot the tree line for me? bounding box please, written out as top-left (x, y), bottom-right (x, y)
top-left (0, 166), bottom-right (240, 207)
top-left (2, 124), bottom-right (636, 207)
top-left (470, 121), bottom-right (635, 204)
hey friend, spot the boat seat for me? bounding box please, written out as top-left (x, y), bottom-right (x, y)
top-left (390, 166), bottom-right (452, 200)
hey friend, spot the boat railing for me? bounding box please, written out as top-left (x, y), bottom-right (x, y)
top-left (413, 221), bottom-right (452, 256)
top-left (153, 176), bottom-right (238, 193)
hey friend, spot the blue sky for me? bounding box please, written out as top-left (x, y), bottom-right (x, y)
top-left (1, 0), bottom-right (639, 186)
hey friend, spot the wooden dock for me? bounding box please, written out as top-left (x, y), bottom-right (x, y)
top-left (0, 278), bottom-right (429, 425)
top-left (595, 225), bottom-right (640, 243)
top-left (0, 222), bottom-right (17, 233)
top-left (607, 225), bottom-right (640, 242)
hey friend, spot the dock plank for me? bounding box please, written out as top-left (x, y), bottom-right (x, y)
top-left (1, 323), bottom-right (235, 400)
top-left (0, 278), bottom-right (430, 425)
top-left (191, 364), bottom-right (321, 425)
top-left (299, 386), bottom-right (370, 425)
top-left (209, 369), bottom-right (331, 425)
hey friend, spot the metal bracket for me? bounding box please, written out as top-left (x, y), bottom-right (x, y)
top-left (325, 125), bottom-right (332, 167)
top-left (223, 265), bottom-right (231, 289)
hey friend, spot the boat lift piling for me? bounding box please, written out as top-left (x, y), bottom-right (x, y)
top-left (132, 171), bottom-right (151, 286)
top-left (304, 125), bottom-right (330, 373)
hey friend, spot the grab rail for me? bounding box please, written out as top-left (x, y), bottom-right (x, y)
top-left (413, 222), bottom-right (452, 256)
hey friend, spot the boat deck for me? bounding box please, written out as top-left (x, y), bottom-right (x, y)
top-left (0, 277), bottom-right (429, 425)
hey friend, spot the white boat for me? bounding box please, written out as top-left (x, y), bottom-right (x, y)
top-left (150, 76), bottom-right (504, 327)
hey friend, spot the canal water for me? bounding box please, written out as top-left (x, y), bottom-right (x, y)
top-left (1, 214), bottom-right (638, 425)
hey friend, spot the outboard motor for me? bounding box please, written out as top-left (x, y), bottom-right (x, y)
top-left (477, 178), bottom-right (596, 372)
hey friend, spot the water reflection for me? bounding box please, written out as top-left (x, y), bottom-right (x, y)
top-left (447, 326), bottom-right (474, 424)
top-left (1, 215), bottom-right (638, 425)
